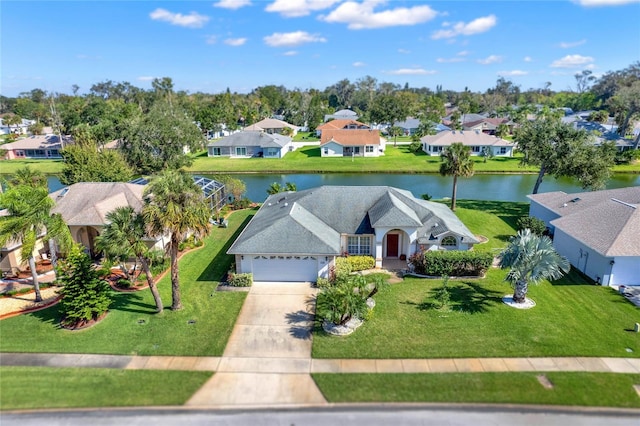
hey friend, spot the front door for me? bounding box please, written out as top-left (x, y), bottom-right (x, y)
top-left (386, 234), bottom-right (399, 257)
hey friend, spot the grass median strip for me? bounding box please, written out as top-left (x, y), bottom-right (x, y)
top-left (312, 372), bottom-right (640, 408)
top-left (0, 367), bottom-right (212, 410)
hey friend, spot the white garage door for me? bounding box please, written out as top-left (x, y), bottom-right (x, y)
top-left (251, 255), bottom-right (318, 282)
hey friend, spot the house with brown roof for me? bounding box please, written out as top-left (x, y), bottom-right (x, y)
top-left (315, 119), bottom-right (370, 137)
top-left (244, 118), bottom-right (299, 136)
top-left (320, 129), bottom-right (385, 157)
top-left (1, 134), bottom-right (71, 160)
top-left (528, 186), bottom-right (640, 286)
top-left (462, 117), bottom-right (512, 135)
top-left (421, 130), bottom-right (513, 157)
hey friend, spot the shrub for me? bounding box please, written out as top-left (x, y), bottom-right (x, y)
top-left (347, 255), bottom-right (375, 272)
top-left (409, 250), bottom-right (493, 277)
top-left (228, 272), bottom-right (252, 287)
top-left (117, 278), bottom-right (132, 289)
top-left (434, 275), bottom-right (451, 311)
top-left (330, 257), bottom-right (352, 282)
top-left (316, 277), bottom-right (331, 289)
top-left (316, 279), bottom-right (368, 326)
top-left (517, 216), bottom-right (546, 236)
top-left (57, 244), bottom-right (111, 327)
top-left (231, 198), bottom-right (251, 210)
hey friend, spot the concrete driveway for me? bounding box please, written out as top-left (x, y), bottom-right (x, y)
top-left (186, 282), bottom-right (327, 407)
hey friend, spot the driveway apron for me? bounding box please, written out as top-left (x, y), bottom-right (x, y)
top-left (186, 282), bottom-right (327, 407)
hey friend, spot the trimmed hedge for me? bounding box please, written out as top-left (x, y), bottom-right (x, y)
top-left (228, 272), bottom-right (253, 287)
top-left (517, 216), bottom-right (546, 236)
top-left (347, 255), bottom-right (375, 272)
top-left (409, 250), bottom-right (493, 277)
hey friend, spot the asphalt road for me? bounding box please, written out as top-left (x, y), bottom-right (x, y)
top-left (3, 406), bottom-right (640, 426)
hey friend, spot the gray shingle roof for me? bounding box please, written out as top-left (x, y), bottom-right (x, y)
top-left (421, 130), bottom-right (513, 147)
top-left (228, 186), bottom-right (478, 255)
top-left (50, 182), bottom-right (145, 226)
top-left (208, 131), bottom-right (291, 148)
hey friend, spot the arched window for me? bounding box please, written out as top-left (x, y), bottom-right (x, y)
top-left (441, 236), bottom-right (457, 247)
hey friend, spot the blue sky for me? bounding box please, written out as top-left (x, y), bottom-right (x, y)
top-left (2, 0), bottom-right (639, 97)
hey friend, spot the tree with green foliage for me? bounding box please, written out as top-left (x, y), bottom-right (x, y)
top-left (439, 142), bottom-right (474, 211)
top-left (3, 113), bottom-right (23, 134)
top-left (95, 206), bottom-right (164, 313)
top-left (8, 166), bottom-right (47, 188)
top-left (266, 182), bottom-right (296, 195)
top-left (0, 185), bottom-right (72, 301)
top-left (142, 170), bottom-right (211, 310)
top-left (516, 216), bottom-right (547, 236)
top-left (60, 144), bottom-right (133, 185)
top-left (57, 244), bottom-right (111, 327)
top-left (498, 229), bottom-right (570, 304)
top-left (516, 117), bottom-right (617, 194)
top-left (120, 100), bottom-right (205, 174)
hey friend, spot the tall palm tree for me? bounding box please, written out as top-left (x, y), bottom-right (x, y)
top-left (439, 142), bottom-right (474, 211)
top-left (498, 229), bottom-right (570, 304)
top-left (9, 166), bottom-right (48, 189)
top-left (95, 206), bottom-right (164, 313)
top-left (0, 186), bottom-right (71, 301)
top-left (143, 170), bottom-right (211, 310)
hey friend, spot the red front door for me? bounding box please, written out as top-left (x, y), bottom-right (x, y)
top-left (386, 234), bottom-right (399, 257)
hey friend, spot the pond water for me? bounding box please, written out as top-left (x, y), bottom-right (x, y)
top-left (47, 173), bottom-right (639, 204)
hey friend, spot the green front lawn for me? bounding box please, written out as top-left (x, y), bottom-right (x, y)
top-left (0, 367), bottom-right (212, 410)
top-left (313, 372), bottom-right (640, 408)
top-left (0, 209), bottom-right (255, 356)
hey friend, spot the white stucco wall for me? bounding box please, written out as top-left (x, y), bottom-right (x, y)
top-left (553, 228), bottom-right (613, 285)
top-left (529, 202), bottom-right (561, 230)
top-left (610, 257), bottom-right (640, 286)
top-left (321, 142), bottom-right (344, 157)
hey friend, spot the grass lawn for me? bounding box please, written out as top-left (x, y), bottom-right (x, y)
top-left (0, 159), bottom-right (63, 175)
top-left (312, 372), bottom-right (640, 408)
top-left (0, 209), bottom-right (255, 356)
top-left (0, 367), bottom-right (212, 410)
top-left (312, 200), bottom-right (640, 359)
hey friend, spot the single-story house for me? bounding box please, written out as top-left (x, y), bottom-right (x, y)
top-left (324, 109), bottom-right (358, 122)
top-left (207, 131), bottom-right (295, 158)
top-left (1, 134), bottom-right (71, 160)
top-left (244, 118), bottom-right (299, 136)
top-left (421, 130), bottom-right (514, 157)
top-left (320, 129), bottom-right (385, 157)
top-left (316, 119), bottom-right (370, 136)
top-left (0, 117), bottom-right (34, 135)
top-left (528, 187), bottom-right (640, 286)
top-left (50, 182), bottom-right (166, 257)
top-left (393, 119), bottom-right (451, 136)
top-left (228, 185), bottom-right (479, 282)
top-left (462, 117), bottom-right (511, 135)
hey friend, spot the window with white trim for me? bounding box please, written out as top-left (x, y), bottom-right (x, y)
top-left (212, 147), bottom-right (221, 156)
top-left (499, 147), bottom-right (507, 154)
top-left (472, 146), bottom-right (481, 153)
top-left (365, 145), bottom-right (374, 153)
top-left (441, 236), bottom-right (457, 247)
top-left (236, 147), bottom-right (247, 156)
top-left (347, 236), bottom-right (371, 255)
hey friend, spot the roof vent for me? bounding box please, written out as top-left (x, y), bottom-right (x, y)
top-left (278, 196), bottom-right (286, 203)
top-left (56, 188), bottom-right (69, 200)
top-left (284, 202), bottom-right (288, 207)
top-left (570, 197), bottom-right (581, 203)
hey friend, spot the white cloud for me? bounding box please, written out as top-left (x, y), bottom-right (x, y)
top-left (498, 70), bottom-right (528, 76)
top-left (550, 54), bottom-right (594, 68)
top-left (524, 56), bottom-right (533, 62)
top-left (206, 35), bottom-right (218, 44)
top-left (265, 0), bottom-right (341, 18)
top-left (398, 48), bottom-right (411, 54)
top-left (353, 61), bottom-right (366, 67)
top-left (559, 39), bottom-right (587, 48)
top-left (322, 1), bottom-right (439, 30)
top-left (386, 68), bottom-right (437, 75)
top-left (213, 0), bottom-right (251, 10)
top-left (263, 31), bottom-right (327, 47)
top-left (432, 14), bottom-right (497, 39)
top-left (137, 76), bottom-right (155, 81)
top-left (477, 55), bottom-right (502, 65)
top-left (573, 0), bottom-right (639, 6)
top-left (436, 57), bottom-right (465, 63)
top-left (224, 37), bottom-right (247, 46)
top-left (149, 8), bottom-right (209, 28)
top-left (283, 50), bottom-right (299, 56)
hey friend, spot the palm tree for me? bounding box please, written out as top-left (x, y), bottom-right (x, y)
top-left (266, 182), bottom-right (283, 195)
top-left (95, 206), bottom-right (164, 313)
top-left (9, 166), bottom-right (48, 189)
top-left (498, 229), bottom-right (570, 304)
top-left (439, 142), bottom-right (474, 211)
top-left (0, 186), bottom-right (71, 301)
top-left (143, 170), bottom-right (210, 310)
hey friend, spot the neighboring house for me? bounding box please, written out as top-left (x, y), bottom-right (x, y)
top-left (393, 119), bottom-right (451, 136)
top-left (207, 131), bottom-right (295, 158)
top-left (463, 117), bottom-right (511, 135)
top-left (570, 119), bottom-right (639, 152)
top-left (1, 134), bottom-right (71, 160)
top-left (244, 118), bottom-right (299, 136)
top-left (320, 129), bottom-right (385, 157)
top-left (228, 185), bottom-right (479, 282)
top-left (324, 109), bottom-right (358, 122)
top-left (443, 113), bottom-right (487, 128)
top-left (0, 117), bottom-right (34, 135)
top-left (528, 187), bottom-right (640, 286)
top-left (316, 119), bottom-right (370, 136)
top-left (421, 130), bottom-right (513, 157)
top-left (50, 182), bottom-right (165, 257)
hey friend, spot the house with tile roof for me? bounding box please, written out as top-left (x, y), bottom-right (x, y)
top-left (315, 119), bottom-right (370, 136)
top-left (244, 118), bottom-right (299, 136)
top-left (528, 186), bottom-right (640, 286)
top-left (228, 186), bottom-right (479, 282)
top-left (207, 131), bottom-right (295, 158)
top-left (421, 130), bottom-right (514, 157)
top-left (320, 129), bottom-right (385, 157)
top-left (50, 182), bottom-right (165, 257)
top-left (1, 134), bottom-right (71, 160)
